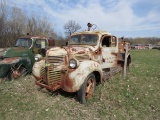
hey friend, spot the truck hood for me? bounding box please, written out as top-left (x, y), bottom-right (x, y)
top-left (0, 48), bottom-right (8, 56)
top-left (47, 46), bottom-right (97, 56)
top-left (3, 47), bottom-right (31, 58)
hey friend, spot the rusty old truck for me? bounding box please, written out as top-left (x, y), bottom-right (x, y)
top-left (32, 24), bottom-right (131, 103)
top-left (0, 35), bottom-right (54, 80)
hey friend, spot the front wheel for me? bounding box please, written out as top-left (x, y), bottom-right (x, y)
top-left (6, 64), bottom-right (27, 80)
top-left (77, 74), bottom-right (96, 104)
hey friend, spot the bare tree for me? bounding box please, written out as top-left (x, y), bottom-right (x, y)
top-left (0, 0), bottom-right (7, 47)
top-left (26, 16), bottom-right (55, 37)
top-left (64, 20), bottom-right (81, 36)
top-left (0, 2), bottom-right (57, 48)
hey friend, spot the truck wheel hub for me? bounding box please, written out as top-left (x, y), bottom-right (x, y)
top-left (12, 70), bottom-right (21, 79)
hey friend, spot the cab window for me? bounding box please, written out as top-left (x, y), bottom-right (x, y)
top-left (102, 36), bottom-right (111, 47)
top-left (102, 36), bottom-right (117, 47)
top-left (111, 36), bottom-right (116, 47)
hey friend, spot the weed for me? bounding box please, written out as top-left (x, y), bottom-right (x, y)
top-left (0, 49), bottom-right (159, 120)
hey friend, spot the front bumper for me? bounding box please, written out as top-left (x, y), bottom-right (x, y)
top-left (35, 79), bottom-right (61, 91)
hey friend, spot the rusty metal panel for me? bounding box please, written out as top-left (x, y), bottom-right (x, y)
top-left (75, 55), bottom-right (90, 61)
top-left (32, 59), bottom-right (45, 80)
top-left (40, 66), bottom-right (45, 77)
top-left (47, 69), bottom-right (62, 85)
top-left (47, 55), bottom-right (64, 67)
top-left (62, 61), bottom-right (102, 92)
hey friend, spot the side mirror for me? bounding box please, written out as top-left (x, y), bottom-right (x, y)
top-left (66, 41), bottom-right (68, 46)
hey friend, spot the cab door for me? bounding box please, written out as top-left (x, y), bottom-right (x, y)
top-left (100, 35), bottom-right (118, 69)
top-left (33, 39), bottom-right (47, 56)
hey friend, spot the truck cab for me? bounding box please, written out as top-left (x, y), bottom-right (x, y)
top-left (0, 35), bottom-right (54, 80)
top-left (32, 24), bottom-right (131, 103)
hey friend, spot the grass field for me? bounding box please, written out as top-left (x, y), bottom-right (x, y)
top-left (0, 49), bottom-right (160, 120)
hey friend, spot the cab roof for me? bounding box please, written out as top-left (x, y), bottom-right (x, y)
top-left (71, 30), bottom-right (112, 36)
top-left (19, 35), bottom-right (47, 39)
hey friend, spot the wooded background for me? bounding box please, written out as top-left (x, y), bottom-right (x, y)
top-left (0, 1), bottom-right (160, 48)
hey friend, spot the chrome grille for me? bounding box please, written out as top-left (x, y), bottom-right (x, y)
top-left (40, 67), bottom-right (47, 83)
top-left (47, 68), bottom-right (62, 85)
top-left (40, 67), bottom-right (45, 77)
top-left (46, 55), bottom-right (64, 86)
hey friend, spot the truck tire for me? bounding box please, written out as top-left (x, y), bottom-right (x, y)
top-left (77, 74), bottom-right (96, 104)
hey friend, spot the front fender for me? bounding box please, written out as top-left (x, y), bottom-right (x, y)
top-left (63, 60), bottom-right (102, 92)
top-left (0, 64), bottom-right (11, 78)
top-left (0, 58), bottom-right (20, 78)
top-left (32, 59), bottom-right (45, 80)
top-left (0, 57), bottom-right (32, 78)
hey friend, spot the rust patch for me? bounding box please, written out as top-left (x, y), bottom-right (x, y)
top-left (77, 50), bottom-right (85, 54)
top-left (111, 53), bottom-right (118, 56)
top-left (64, 56), bottom-right (67, 65)
top-left (14, 47), bottom-right (27, 51)
top-left (51, 82), bottom-right (61, 91)
top-left (12, 70), bottom-right (21, 79)
top-left (4, 58), bottom-right (19, 64)
top-left (89, 48), bottom-right (92, 51)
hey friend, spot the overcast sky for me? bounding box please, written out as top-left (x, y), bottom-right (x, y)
top-left (6, 0), bottom-right (160, 38)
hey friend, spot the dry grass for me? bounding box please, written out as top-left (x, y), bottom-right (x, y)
top-left (0, 49), bottom-right (160, 120)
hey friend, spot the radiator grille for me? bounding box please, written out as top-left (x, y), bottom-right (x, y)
top-left (47, 67), bottom-right (62, 86)
top-left (40, 67), bottom-right (45, 77)
top-left (45, 55), bottom-right (64, 86)
top-left (47, 55), bottom-right (64, 66)
top-left (40, 67), bottom-right (47, 83)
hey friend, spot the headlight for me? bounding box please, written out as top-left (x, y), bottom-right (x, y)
top-left (69, 59), bottom-right (77, 69)
top-left (35, 54), bottom-right (42, 61)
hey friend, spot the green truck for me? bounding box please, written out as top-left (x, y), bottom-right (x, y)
top-left (0, 35), bottom-right (54, 80)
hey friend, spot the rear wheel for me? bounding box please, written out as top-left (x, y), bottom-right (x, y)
top-left (77, 74), bottom-right (96, 104)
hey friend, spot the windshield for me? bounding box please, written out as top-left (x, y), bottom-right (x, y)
top-left (15, 38), bottom-right (32, 48)
top-left (69, 34), bottom-right (99, 45)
